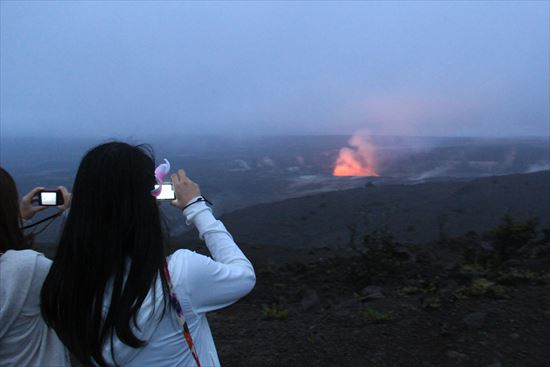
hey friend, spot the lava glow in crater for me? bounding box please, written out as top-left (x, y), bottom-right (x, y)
top-left (333, 132), bottom-right (379, 177)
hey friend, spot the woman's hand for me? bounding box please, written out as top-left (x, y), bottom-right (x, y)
top-left (20, 186), bottom-right (72, 220)
top-left (171, 169), bottom-right (201, 210)
top-left (56, 186), bottom-right (72, 211)
top-left (20, 187), bottom-right (47, 220)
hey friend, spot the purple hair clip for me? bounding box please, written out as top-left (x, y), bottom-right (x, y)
top-left (151, 159), bottom-right (171, 197)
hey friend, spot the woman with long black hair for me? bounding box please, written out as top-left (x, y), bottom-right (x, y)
top-left (41, 142), bottom-right (256, 366)
top-left (0, 167), bottom-right (71, 366)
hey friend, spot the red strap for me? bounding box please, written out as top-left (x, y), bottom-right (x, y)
top-left (163, 260), bottom-right (202, 367)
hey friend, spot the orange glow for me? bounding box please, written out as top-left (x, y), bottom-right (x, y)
top-left (332, 132), bottom-right (379, 177)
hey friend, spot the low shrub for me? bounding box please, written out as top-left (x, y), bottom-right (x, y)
top-left (497, 269), bottom-right (541, 285)
top-left (399, 286), bottom-right (421, 296)
top-left (349, 230), bottom-right (402, 285)
top-left (456, 278), bottom-right (509, 299)
top-left (362, 307), bottom-right (396, 323)
top-left (261, 304), bottom-right (289, 321)
top-left (486, 214), bottom-right (538, 264)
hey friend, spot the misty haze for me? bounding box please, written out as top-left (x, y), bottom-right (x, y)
top-left (0, 1), bottom-right (549, 367)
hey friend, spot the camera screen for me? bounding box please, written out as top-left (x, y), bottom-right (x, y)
top-left (41, 192), bottom-right (58, 205)
top-left (154, 184), bottom-right (176, 200)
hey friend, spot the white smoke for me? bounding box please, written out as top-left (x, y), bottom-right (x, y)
top-left (333, 130), bottom-right (378, 176)
top-left (526, 161), bottom-right (550, 173)
top-left (229, 159), bottom-right (252, 172)
top-left (411, 161), bottom-right (459, 181)
top-left (257, 156), bottom-right (276, 168)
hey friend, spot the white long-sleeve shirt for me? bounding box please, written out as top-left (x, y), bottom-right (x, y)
top-left (101, 198), bottom-right (256, 367)
top-left (0, 250), bottom-right (70, 367)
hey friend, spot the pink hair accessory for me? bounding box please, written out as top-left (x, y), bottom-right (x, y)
top-left (151, 159), bottom-right (171, 197)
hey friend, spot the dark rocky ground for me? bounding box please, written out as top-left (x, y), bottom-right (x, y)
top-left (198, 233), bottom-right (550, 367)
top-left (195, 170), bottom-right (550, 248)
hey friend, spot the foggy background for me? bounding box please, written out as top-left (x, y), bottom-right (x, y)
top-left (0, 1), bottom-right (548, 240)
top-left (1, 1), bottom-right (549, 139)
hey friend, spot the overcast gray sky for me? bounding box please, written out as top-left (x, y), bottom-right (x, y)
top-left (1, 1), bottom-right (548, 138)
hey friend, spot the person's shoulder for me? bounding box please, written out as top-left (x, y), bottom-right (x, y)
top-left (168, 248), bottom-right (211, 266)
top-left (167, 248), bottom-right (195, 268)
top-left (167, 249), bottom-right (206, 287)
top-left (1, 249), bottom-right (50, 273)
top-left (2, 249), bottom-right (41, 262)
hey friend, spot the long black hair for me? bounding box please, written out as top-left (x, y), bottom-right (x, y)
top-left (0, 167), bottom-right (25, 252)
top-left (41, 142), bottom-right (169, 366)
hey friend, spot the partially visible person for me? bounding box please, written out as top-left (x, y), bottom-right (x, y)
top-left (0, 166), bottom-right (71, 366)
top-left (40, 142), bottom-right (255, 366)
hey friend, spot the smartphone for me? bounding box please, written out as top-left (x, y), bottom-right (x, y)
top-left (154, 183), bottom-right (176, 201)
top-left (38, 190), bottom-right (64, 206)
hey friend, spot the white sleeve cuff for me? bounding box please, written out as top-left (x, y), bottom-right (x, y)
top-left (182, 196), bottom-right (224, 239)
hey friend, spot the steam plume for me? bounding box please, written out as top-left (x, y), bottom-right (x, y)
top-left (333, 130), bottom-right (379, 177)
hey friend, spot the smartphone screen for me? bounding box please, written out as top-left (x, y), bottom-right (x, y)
top-left (39, 191), bottom-right (61, 206)
top-left (154, 183), bottom-right (176, 200)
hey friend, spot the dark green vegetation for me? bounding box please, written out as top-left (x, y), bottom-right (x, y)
top-left (261, 303), bottom-right (289, 321)
top-left (362, 307), bottom-right (396, 323)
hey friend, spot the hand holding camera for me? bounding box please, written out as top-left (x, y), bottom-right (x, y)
top-left (170, 169), bottom-right (201, 210)
top-left (20, 186), bottom-right (72, 220)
